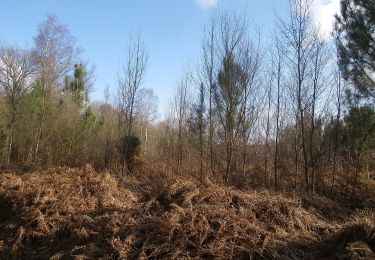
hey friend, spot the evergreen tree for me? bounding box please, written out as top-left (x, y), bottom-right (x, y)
top-left (342, 105), bottom-right (375, 196)
top-left (215, 54), bottom-right (247, 181)
top-left (335, 0), bottom-right (375, 99)
top-left (65, 64), bottom-right (86, 107)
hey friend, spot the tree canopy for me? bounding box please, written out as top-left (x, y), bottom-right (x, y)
top-left (335, 0), bottom-right (375, 100)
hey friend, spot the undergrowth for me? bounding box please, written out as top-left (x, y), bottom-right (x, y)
top-left (0, 166), bottom-right (374, 259)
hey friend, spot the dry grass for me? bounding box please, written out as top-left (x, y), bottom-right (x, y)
top-left (0, 166), bottom-right (374, 259)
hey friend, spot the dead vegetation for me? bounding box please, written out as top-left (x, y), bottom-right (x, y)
top-left (0, 167), bottom-right (374, 259)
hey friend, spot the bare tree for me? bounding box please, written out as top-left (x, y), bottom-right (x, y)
top-left (200, 12), bottom-right (263, 182)
top-left (137, 88), bottom-right (158, 153)
top-left (174, 69), bottom-right (191, 175)
top-left (0, 44), bottom-right (36, 163)
top-left (278, 0), bottom-right (315, 191)
top-left (308, 30), bottom-right (331, 192)
top-left (102, 85), bottom-right (114, 168)
top-left (271, 32), bottom-right (285, 191)
top-left (118, 34), bottom-right (148, 137)
top-left (264, 74), bottom-right (273, 186)
top-left (202, 16), bottom-right (217, 174)
top-left (239, 33), bottom-right (262, 176)
top-left (32, 14), bottom-right (79, 162)
top-left (198, 83), bottom-right (205, 183)
top-left (33, 14), bottom-right (78, 87)
top-left (331, 38), bottom-right (345, 197)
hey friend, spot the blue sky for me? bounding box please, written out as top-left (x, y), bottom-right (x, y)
top-left (0, 0), bottom-right (339, 115)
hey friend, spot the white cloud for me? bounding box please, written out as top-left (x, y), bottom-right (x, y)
top-left (193, 0), bottom-right (219, 10)
top-left (312, 0), bottom-right (341, 39)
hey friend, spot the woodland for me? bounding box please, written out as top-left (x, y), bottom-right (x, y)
top-left (0, 0), bottom-right (375, 259)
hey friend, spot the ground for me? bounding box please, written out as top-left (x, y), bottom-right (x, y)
top-left (0, 166), bottom-right (374, 259)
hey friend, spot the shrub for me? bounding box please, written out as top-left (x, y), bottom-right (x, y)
top-left (120, 135), bottom-right (141, 171)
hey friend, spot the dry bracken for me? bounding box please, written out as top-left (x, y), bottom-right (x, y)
top-left (0, 167), bottom-right (374, 259)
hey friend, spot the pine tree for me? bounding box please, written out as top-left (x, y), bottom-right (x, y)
top-left (215, 54), bottom-right (247, 182)
top-left (335, 0), bottom-right (375, 99)
top-left (342, 106), bottom-right (375, 196)
top-left (65, 64), bottom-right (86, 107)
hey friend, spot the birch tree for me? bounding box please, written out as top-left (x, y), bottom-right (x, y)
top-left (0, 45), bottom-right (36, 163)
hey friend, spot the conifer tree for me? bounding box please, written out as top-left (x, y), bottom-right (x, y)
top-left (335, 0), bottom-right (375, 99)
top-left (215, 54), bottom-right (247, 181)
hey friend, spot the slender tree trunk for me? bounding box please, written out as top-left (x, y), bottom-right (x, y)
top-left (226, 140), bottom-right (233, 183)
top-left (178, 119), bottom-right (182, 175)
top-left (299, 107), bottom-right (309, 191)
top-left (265, 81), bottom-right (272, 186)
top-left (6, 132), bottom-right (12, 164)
top-left (274, 120), bottom-right (280, 191)
top-left (6, 108), bottom-right (16, 164)
top-left (200, 124), bottom-right (203, 183)
top-left (242, 136), bottom-right (246, 176)
top-left (274, 142), bottom-right (279, 191)
top-left (294, 120), bottom-right (300, 190)
top-left (274, 44), bottom-right (282, 191)
top-left (331, 146), bottom-right (337, 198)
top-left (199, 84), bottom-right (204, 183)
top-left (209, 83), bottom-right (214, 175)
top-left (345, 160), bottom-right (351, 198)
top-left (332, 67), bottom-right (342, 198)
top-left (331, 120), bottom-right (340, 198)
top-left (145, 124), bottom-right (148, 152)
top-left (309, 99), bottom-right (316, 193)
top-left (242, 103), bottom-right (247, 177)
top-left (35, 101), bottom-right (46, 163)
top-left (352, 149), bottom-right (362, 198)
top-left (367, 157), bottom-right (370, 180)
top-left (208, 23), bottom-right (215, 175)
top-left (35, 123), bottom-right (43, 162)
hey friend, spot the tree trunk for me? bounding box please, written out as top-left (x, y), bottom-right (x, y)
top-left (352, 152), bottom-right (362, 198)
top-left (6, 133), bottom-right (12, 164)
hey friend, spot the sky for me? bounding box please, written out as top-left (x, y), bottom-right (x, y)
top-left (0, 0), bottom-right (340, 116)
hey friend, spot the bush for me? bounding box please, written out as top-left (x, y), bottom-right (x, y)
top-left (120, 135), bottom-right (141, 171)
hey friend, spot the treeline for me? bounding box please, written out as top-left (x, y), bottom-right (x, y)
top-left (0, 15), bottom-right (158, 169)
top-left (1, 0), bottom-right (374, 199)
top-left (0, 15), bottom-right (103, 167)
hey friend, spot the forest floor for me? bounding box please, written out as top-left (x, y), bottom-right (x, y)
top-left (0, 165), bottom-right (374, 259)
